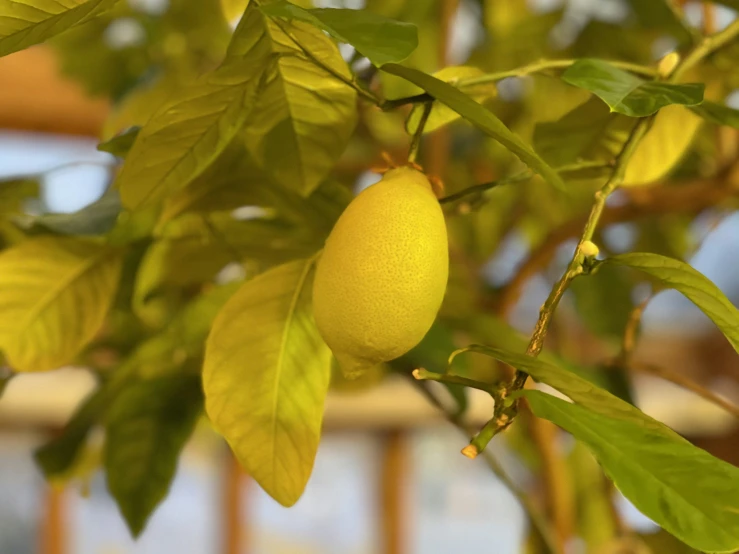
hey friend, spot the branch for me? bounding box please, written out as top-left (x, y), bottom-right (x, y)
top-left (629, 361), bottom-right (739, 421)
top-left (409, 377), bottom-right (561, 554)
top-left (496, 176), bottom-right (736, 318)
top-left (439, 161), bottom-right (610, 206)
top-left (381, 59), bottom-right (656, 109)
top-left (407, 101), bottom-right (432, 163)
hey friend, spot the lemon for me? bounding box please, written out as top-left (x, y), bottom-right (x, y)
top-left (313, 166), bottom-right (449, 377)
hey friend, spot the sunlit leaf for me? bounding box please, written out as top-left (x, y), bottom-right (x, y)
top-left (523, 390), bottom-right (739, 554)
top-left (0, 0), bottom-right (120, 57)
top-left (116, 58), bottom-right (268, 209)
top-left (382, 64), bottom-right (566, 191)
top-left (561, 59), bottom-right (704, 117)
top-left (605, 253), bottom-right (739, 356)
top-left (105, 374), bottom-right (202, 537)
top-left (0, 237), bottom-right (122, 371)
top-left (623, 104), bottom-right (703, 186)
top-left (259, 0), bottom-right (418, 66)
top-left (203, 256), bottom-right (331, 506)
top-left (690, 100), bottom-right (739, 129)
top-left (455, 345), bottom-right (739, 553)
top-left (406, 66), bottom-right (497, 134)
top-left (228, 8), bottom-right (358, 195)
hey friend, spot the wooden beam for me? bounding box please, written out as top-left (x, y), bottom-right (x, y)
top-left (0, 47), bottom-right (108, 137)
top-left (223, 448), bottom-right (248, 554)
top-left (380, 430), bottom-right (409, 554)
top-left (39, 485), bottom-right (66, 554)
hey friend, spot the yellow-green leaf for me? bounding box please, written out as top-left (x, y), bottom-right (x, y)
top-left (228, 8), bottom-right (358, 195)
top-left (116, 58), bottom-right (268, 209)
top-left (623, 105), bottom-right (703, 186)
top-left (0, 237), bottom-right (122, 372)
top-left (203, 257), bottom-right (331, 506)
top-left (0, 0), bottom-right (120, 57)
top-left (406, 66), bottom-right (497, 134)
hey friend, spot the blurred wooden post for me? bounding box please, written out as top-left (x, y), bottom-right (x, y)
top-left (223, 449), bottom-right (248, 554)
top-left (39, 485), bottom-right (66, 554)
top-left (380, 430), bottom-right (409, 554)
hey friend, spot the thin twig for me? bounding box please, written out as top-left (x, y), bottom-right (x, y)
top-left (381, 59), bottom-right (656, 109)
top-left (464, 119), bottom-right (653, 457)
top-left (409, 378), bottom-right (560, 554)
top-left (407, 102), bottom-right (433, 164)
top-left (630, 361), bottom-right (739, 420)
top-left (412, 368), bottom-right (498, 395)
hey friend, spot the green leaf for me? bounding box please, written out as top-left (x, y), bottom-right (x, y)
top-left (406, 66), bottom-right (497, 134)
top-left (522, 390), bottom-right (739, 554)
top-left (0, 179), bottom-right (39, 215)
top-left (605, 253), bottom-right (739, 356)
top-left (455, 345), bottom-right (739, 552)
top-left (203, 256), bottom-right (331, 506)
top-left (116, 58), bottom-right (268, 209)
top-left (0, 0), bottom-right (120, 57)
top-left (157, 142), bottom-right (269, 228)
top-left (381, 64), bottom-right (566, 192)
top-left (534, 97), bottom-right (633, 168)
top-left (228, 8), bottom-right (358, 195)
top-left (97, 127), bottom-right (140, 158)
top-left (20, 188), bottom-right (121, 236)
top-left (35, 385), bottom-right (111, 477)
top-left (690, 100), bottom-right (739, 129)
top-left (34, 355), bottom-right (138, 478)
top-left (0, 237), bottom-right (122, 372)
top-left (259, 0), bottom-right (418, 67)
top-left (561, 59), bottom-right (704, 117)
top-left (105, 374), bottom-right (202, 537)
top-left (570, 262), bottom-right (634, 340)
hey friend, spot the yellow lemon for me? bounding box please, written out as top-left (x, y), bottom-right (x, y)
top-left (313, 166), bottom-right (449, 377)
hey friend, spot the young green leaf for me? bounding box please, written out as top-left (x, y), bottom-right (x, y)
top-left (258, 0), bottom-right (418, 67)
top-left (97, 127), bottom-right (140, 158)
top-left (382, 64), bottom-right (565, 192)
top-left (0, 237), bottom-right (122, 372)
top-left (35, 385), bottom-right (111, 477)
top-left (455, 345), bottom-right (739, 552)
top-left (116, 58), bottom-right (267, 209)
top-left (405, 66), bottom-right (497, 134)
top-left (105, 374), bottom-right (203, 537)
top-left (522, 390), bottom-right (739, 554)
top-left (690, 100), bottom-right (739, 129)
top-left (0, 0), bottom-right (120, 58)
top-left (561, 59), bottom-right (704, 117)
top-left (228, 9), bottom-right (358, 196)
top-left (605, 253), bottom-right (739, 355)
top-left (203, 256), bottom-right (332, 507)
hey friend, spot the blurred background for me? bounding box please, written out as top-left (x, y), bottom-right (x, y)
top-left (1, 0), bottom-right (739, 552)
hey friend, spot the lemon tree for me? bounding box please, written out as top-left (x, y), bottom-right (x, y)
top-left (3, 1), bottom-right (739, 551)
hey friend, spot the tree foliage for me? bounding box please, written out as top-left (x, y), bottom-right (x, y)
top-left (2, 0), bottom-right (739, 551)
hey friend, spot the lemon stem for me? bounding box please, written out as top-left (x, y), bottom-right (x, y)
top-left (407, 101), bottom-right (433, 164)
